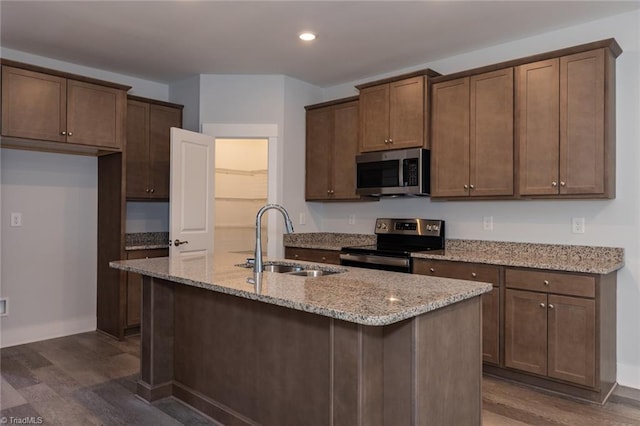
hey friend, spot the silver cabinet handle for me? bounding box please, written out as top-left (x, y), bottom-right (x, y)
top-left (150, 188), bottom-right (155, 193)
top-left (174, 239), bottom-right (189, 247)
top-left (543, 280), bottom-right (549, 286)
top-left (549, 304), bottom-right (555, 309)
top-left (471, 272), bottom-right (477, 278)
top-left (469, 184), bottom-right (475, 190)
top-left (552, 181), bottom-right (558, 187)
top-left (68, 131), bottom-right (73, 136)
top-left (388, 138), bottom-right (393, 144)
top-left (429, 267), bottom-right (435, 273)
top-left (464, 184), bottom-right (469, 189)
top-left (384, 139), bottom-right (389, 144)
top-left (61, 131), bottom-right (67, 135)
top-left (560, 181), bottom-right (566, 187)
top-left (145, 189), bottom-right (150, 193)
top-left (540, 303), bottom-right (546, 308)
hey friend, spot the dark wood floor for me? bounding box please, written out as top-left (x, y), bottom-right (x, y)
top-left (1, 332), bottom-right (639, 425)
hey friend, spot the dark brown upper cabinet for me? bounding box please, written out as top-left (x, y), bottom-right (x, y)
top-left (517, 47), bottom-right (618, 198)
top-left (305, 97), bottom-right (362, 201)
top-left (431, 68), bottom-right (514, 198)
top-left (1, 62), bottom-right (128, 153)
top-left (357, 70), bottom-right (439, 152)
top-left (126, 96), bottom-right (183, 200)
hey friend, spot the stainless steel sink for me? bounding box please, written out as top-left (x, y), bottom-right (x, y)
top-left (288, 269), bottom-right (340, 277)
top-left (262, 264), bottom-right (305, 273)
top-left (238, 261), bottom-right (345, 277)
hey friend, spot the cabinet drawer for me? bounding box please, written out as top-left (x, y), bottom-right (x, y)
top-left (284, 247), bottom-right (341, 265)
top-left (413, 259), bottom-right (500, 285)
top-left (505, 268), bottom-right (595, 298)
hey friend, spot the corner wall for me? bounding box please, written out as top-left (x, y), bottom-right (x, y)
top-left (0, 48), bottom-right (170, 347)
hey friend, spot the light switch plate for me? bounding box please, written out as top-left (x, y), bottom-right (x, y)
top-left (10, 212), bottom-right (22, 227)
top-left (483, 216), bottom-right (493, 231)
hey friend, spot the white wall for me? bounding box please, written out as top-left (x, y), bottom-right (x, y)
top-left (169, 75), bottom-right (201, 132)
top-left (193, 74), bottom-right (324, 255)
top-left (1, 150), bottom-right (97, 346)
top-left (319, 10), bottom-right (640, 388)
top-left (0, 49), bottom-right (171, 346)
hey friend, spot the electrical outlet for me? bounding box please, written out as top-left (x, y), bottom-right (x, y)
top-left (348, 214), bottom-right (356, 225)
top-left (572, 217), bottom-right (585, 234)
top-left (10, 212), bottom-right (22, 227)
top-left (299, 212), bottom-right (306, 225)
top-left (483, 216), bottom-right (493, 231)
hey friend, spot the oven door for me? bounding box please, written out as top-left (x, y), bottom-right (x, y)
top-left (339, 252), bottom-right (411, 273)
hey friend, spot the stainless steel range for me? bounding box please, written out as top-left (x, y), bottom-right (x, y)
top-left (339, 218), bottom-right (445, 273)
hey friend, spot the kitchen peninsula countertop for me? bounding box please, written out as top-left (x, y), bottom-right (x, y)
top-left (109, 251), bottom-right (492, 326)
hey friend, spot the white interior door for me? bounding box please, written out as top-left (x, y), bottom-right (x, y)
top-left (170, 128), bottom-right (215, 257)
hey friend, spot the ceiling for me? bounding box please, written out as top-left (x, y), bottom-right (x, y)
top-left (1, 1), bottom-right (638, 88)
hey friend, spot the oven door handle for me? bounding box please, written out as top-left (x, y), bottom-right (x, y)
top-left (339, 253), bottom-right (410, 268)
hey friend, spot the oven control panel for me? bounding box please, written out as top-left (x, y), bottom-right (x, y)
top-left (375, 218), bottom-right (444, 236)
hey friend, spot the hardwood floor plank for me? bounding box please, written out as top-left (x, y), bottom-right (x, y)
top-left (3, 332), bottom-right (640, 425)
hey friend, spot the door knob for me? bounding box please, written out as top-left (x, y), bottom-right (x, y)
top-left (174, 239), bottom-right (189, 247)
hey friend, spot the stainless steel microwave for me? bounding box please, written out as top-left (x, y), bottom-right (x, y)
top-left (356, 148), bottom-right (430, 196)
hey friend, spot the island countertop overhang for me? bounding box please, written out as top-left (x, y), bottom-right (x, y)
top-left (110, 252), bottom-right (492, 326)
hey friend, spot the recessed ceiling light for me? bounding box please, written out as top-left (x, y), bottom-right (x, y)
top-left (299, 32), bottom-right (317, 41)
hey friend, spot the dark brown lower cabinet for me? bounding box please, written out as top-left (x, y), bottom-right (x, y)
top-left (414, 259), bottom-right (617, 403)
top-left (413, 259), bottom-right (500, 365)
top-left (284, 247), bottom-right (341, 265)
top-left (125, 248), bottom-right (169, 330)
top-left (500, 267), bottom-right (615, 403)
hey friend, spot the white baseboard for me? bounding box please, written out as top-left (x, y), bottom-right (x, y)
top-left (0, 316), bottom-right (96, 348)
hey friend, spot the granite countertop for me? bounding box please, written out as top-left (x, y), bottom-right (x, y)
top-left (412, 239), bottom-right (624, 275)
top-left (109, 252), bottom-right (492, 326)
top-left (125, 232), bottom-right (169, 250)
top-left (283, 232), bottom-right (376, 250)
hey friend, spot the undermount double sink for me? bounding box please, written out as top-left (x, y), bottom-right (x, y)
top-left (241, 262), bottom-right (345, 277)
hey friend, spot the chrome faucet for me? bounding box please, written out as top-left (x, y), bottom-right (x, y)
top-left (254, 204), bottom-right (294, 273)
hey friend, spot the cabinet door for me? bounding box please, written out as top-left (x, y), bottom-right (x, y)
top-left (431, 77), bottom-right (470, 197)
top-left (149, 104), bottom-right (182, 199)
top-left (67, 79), bottom-right (125, 149)
top-left (482, 288), bottom-right (500, 365)
top-left (547, 294), bottom-right (596, 387)
top-left (359, 84), bottom-right (390, 152)
top-left (331, 101), bottom-right (359, 199)
top-left (305, 107), bottom-right (333, 200)
top-left (560, 49), bottom-right (605, 195)
top-left (504, 289), bottom-right (548, 376)
top-left (126, 249), bottom-right (169, 327)
top-left (517, 59), bottom-right (560, 195)
top-left (389, 76), bottom-right (424, 149)
top-left (470, 68), bottom-right (514, 196)
top-left (1, 66), bottom-right (67, 142)
top-left (126, 100), bottom-right (150, 198)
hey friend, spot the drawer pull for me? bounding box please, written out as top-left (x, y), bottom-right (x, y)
top-left (429, 268), bottom-right (435, 273)
top-left (543, 280), bottom-right (549, 286)
top-left (471, 272), bottom-right (477, 278)
top-left (540, 303), bottom-right (546, 308)
top-left (548, 304), bottom-right (555, 309)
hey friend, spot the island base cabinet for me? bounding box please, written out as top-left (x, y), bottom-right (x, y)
top-left (138, 277), bottom-right (483, 425)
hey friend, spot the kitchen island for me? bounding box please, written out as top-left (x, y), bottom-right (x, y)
top-left (110, 252), bottom-right (492, 425)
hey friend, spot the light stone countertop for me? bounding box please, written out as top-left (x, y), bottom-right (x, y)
top-left (283, 232), bottom-right (376, 250)
top-left (412, 239), bottom-right (624, 275)
top-left (109, 252), bottom-right (492, 326)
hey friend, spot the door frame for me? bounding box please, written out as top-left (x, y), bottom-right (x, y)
top-left (201, 123), bottom-right (281, 257)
